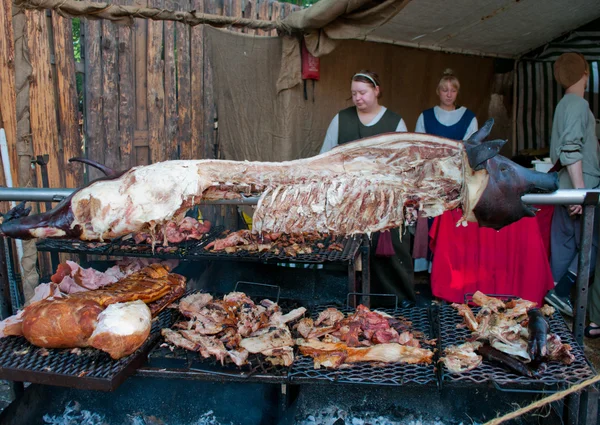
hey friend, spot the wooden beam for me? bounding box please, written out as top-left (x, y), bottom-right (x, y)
top-left (163, 0), bottom-right (178, 160)
top-left (147, 0), bottom-right (165, 163)
top-left (101, 19), bottom-right (119, 171)
top-left (0, 0), bottom-right (19, 187)
top-left (191, 0), bottom-right (204, 159)
top-left (133, 0), bottom-right (148, 166)
top-left (83, 12), bottom-right (105, 182)
top-left (175, 0), bottom-right (192, 159)
top-left (52, 13), bottom-right (83, 189)
top-left (118, 0), bottom-right (135, 169)
top-left (27, 10), bottom-right (61, 191)
top-left (202, 0), bottom-right (217, 159)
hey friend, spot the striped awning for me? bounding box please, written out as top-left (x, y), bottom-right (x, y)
top-left (516, 33), bottom-right (600, 153)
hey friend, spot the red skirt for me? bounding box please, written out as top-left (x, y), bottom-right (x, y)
top-left (429, 209), bottom-right (554, 305)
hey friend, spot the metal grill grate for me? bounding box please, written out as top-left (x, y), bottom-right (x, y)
top-left (37, 232), bottom-right (362, 264)
top-left (289, 304), bottom-right (437, 386)
top-left (439, 305), bottom-right (596, 387)
top-left (0, 308), bottom-right (173, 391)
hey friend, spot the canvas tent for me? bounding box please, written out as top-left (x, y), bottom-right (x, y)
top-left (13, 0), bottom-right (600, 160)
top-left (516, 30), bottom-right (600, 153)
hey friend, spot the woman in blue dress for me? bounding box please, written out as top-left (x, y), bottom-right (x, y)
top-left (413, 69), bottom-right (478, 272)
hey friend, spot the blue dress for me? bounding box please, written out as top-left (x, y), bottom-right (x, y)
top-left (422, 107), bottom-right (475, 140)
top-left (420, 107), bottom-right (476, 266)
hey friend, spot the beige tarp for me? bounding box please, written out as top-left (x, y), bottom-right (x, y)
top-left (278, 0), bottom-right (411, 92)
top-left (207, 26), bottom-right (496, 162)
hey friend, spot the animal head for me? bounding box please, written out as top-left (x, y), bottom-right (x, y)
top-left (464, 119), bottom-right (558, 230)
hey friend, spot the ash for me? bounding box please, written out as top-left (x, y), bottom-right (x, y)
top-left (42, 403), bottom-right (234, 425)
top-left (43, 401), bottom-right (108, 425)
top-left (295, 406), bottom-right (478, 425)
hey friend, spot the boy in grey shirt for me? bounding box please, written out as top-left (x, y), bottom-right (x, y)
top-left (545, 52), bottom-right (600, 317)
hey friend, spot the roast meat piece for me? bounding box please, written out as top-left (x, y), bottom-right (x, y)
top-left (314, 308), bottom-right (344, 326)
top-left (297, 339), bottom-right (434, 369)
top-left (22, 298), bottom-right (104, 348)
top-left (441, 342), bottom-right (483, 373)
top-left (88, 300), bottom-right (152, 359)
top-left (239, 326), bottom-right (294, 353)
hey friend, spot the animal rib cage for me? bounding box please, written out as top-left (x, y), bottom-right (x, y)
top-left (36, 231), bottom-right (364, 264)
top-left (287, 304), bottom-right (437, 386)
top-left (0, 308), bottom-right (173, 391)
top-left (438, 305), bottom-right (596, 387)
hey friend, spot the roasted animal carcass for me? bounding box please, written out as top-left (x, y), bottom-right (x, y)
top-left (18, 264), bottom-right (186, 358)
top-left (0, 121), bottom-right (557, 241)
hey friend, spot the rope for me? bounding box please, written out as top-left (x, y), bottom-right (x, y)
top-left (483, 373), bottom-right (600, 425)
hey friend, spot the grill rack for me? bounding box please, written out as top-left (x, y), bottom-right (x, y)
top-left (37, 231), bottom-right (363, 264)
top-left (438, 304), bottom-right (596, 388)
top-left (288, 304), bottom-right (437, 386)
top-left (142, 290), bottom-right (302, 384)
top-left (0, 308), bottom-right (173, 392)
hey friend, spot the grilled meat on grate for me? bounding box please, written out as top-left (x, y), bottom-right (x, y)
top-left (161, 291), bottom-right (306, 367)
top-left (295, 305), bottom-right (433, 369)
top-left (15, 264), bottom-right (186, 358)
top-left (441, 290), bottom-right (574, 376)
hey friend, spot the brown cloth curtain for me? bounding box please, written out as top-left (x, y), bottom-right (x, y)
top-left (207, 26), bottom-right (496, 162)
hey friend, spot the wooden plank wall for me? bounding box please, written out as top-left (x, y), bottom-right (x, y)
top-left (81, 0), bottom-right (300, 171)
top-left (1, 0), bottom-right (301, 190)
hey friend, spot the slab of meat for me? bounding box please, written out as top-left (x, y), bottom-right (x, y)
top-left (0, 122), bottom-right (558, 240)
top-left (88, 300), bottom-right (152, 359)
top-left (18, 264), bottom-right (186, 353)
top-left (239, 326), bottom-right (294, 353)
top-left (440, 342), bottom-right (483, 373)
top-left (297, 339), bottom-right (434, 369)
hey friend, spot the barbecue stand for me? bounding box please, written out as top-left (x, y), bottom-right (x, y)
top-left (0, 188), bottom-right (597, 424)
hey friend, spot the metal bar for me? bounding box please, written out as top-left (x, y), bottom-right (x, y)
top-left (361, 237), bottom-right (370, 307)
top-left (0, 236), bottom-right (24, 401)
top-left (573, 198), bottom-right (598, 346)
top-left (566, 393), bottom-right (581, 425)
top-left (3, 187), bottom-right (600, 207)
top-left (579, 385), bottom-right (599, 425)
top-left (521, 189), bottom-right (600, 205)
top-left (0, 187), bottom-right (261, 205)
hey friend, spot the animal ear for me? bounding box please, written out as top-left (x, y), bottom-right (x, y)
top-left (467, 119), bottom-right (495, 144)
top-left (466, 139), bottom-right (507, 171)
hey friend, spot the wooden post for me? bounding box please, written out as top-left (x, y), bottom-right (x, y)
top-left (13, 6), bottom-right (41, 291)
top-left (133, 0), bottom-right (149, 166)
top-left (51, 13), bottom-right (83, 189)
top-left (27, 10), bottom-right (61, 193)
top-left (147, 0), bottom-right (165, 163)
top-left (191, 0), bottom-right (205, 159)
top-left (242, 0), bottom-right (255, 35)
top-left (163, 0), bottom-right (178, 160)
top-left (101, 18), bottom-right (119, 172)
top-left (118, 0), bottom-right (135, 169)
top-left (257, 0), bottom-right (270, 36)
top-left (83, 13), bottom-right (105, 182)
top-left (203, 0), bottom-right (217, 160)
top-left (176, 0), bottom-right (192, 159)
top-left (0, 0), bottom-right (19, 190)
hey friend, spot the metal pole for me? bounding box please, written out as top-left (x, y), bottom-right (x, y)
top-left (573, 193), bottom-right (598, 346)
top-left (0, 236), bottom-right (24, 400)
